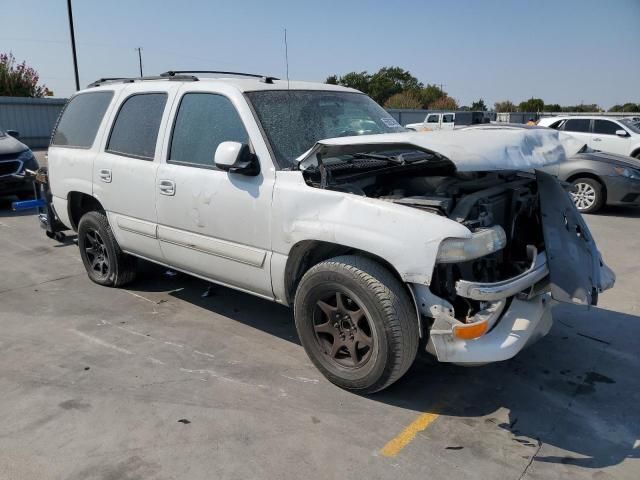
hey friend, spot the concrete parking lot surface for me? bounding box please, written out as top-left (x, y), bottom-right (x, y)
top-left (1, 168), bottom-right (639, 479)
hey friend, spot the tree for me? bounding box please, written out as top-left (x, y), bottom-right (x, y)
top-left (325, 75), bottom-right (338, 85)
top-left (609, 103), bottom-right (640, 112)
top-left (430, 96), bottom-right (458, 110)
top-left (494, 100), bottom-right (516, 112)
top-left (544, 103), bottom-right (561, 112)
top-left (0, 52), bottom-right (50, 97)
top-left (419, 84), bottom-right (446, 109)
top-left (470, 98), bottom-right (487, 111)
top-left (384, 91), bottom-right (423, 109)
top-left (368, 67), bottom-right (422, 105)
top-left (518, 97), bottom-right (544, 112)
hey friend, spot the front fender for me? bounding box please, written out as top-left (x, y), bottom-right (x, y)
top-left (271, 171), bottom-right (471, 285)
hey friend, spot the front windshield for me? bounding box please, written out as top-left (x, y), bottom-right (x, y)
top-left (245, 90), bottom-right (406, 168)
top-left (620, 118), bottom-right (640, 134)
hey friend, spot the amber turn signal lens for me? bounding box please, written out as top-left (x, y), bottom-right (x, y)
top-left (453, 319), bottom-right (489, 340)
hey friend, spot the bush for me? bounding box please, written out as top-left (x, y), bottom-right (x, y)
top-left (430, 96), bottom-right (459, 110)
top-left (384, 91), bottom-right (423, 109)
top-left (0, 52), bottom-right (50, 97)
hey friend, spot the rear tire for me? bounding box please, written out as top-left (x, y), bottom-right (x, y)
top-left (78, 211), bottom-right (136, 287)
top-left (294, 255), bottom-right (418, 394)
top-left (570, 177), bottom-right (604, 213)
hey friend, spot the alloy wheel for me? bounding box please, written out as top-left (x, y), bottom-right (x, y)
top-left (313, 291), bottom-right (374, 368)
top-left (571, 182), bottom-right (596, 211)
top-left (84, 229), bottom-right (110, 279)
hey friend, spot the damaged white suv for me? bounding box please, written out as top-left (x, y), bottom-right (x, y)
top-left (44, 71), bottom-right (614, 393)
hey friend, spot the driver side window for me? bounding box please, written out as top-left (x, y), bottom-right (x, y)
top-left (169, 93), bottom-right (248, 169)
top-left (427, 115), bottom-right (439, 123)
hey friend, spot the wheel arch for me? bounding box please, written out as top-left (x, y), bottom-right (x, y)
top-left (283, 240), bottom-right (423, 335)
top-left (631, 146), bottom-right (640, 159)
top-left (67, 191), bottom-right (105, 231)
top-left (566, 172), bottom-right (607, 203)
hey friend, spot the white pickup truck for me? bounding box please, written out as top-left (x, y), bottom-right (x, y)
top-left (405, 112), bottom-right (456, 131)
top-left (39, 71), bottom-right (614, 393)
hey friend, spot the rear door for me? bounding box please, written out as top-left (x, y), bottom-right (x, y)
top-left (93, 85), bottom-right (177, 261)
top-left (561, 118), bottom-right (592, 148)
top-left (591, 119), bottom-right (631, 155)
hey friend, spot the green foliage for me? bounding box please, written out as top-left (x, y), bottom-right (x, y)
top-left (325, 75), bottom-right (338, 85)
top-left (561, 104), bottom-right (601, 113)
top-left (470, 98), bottom-right (487, 111)
top-left (383, 91), bottom-right (423, 109)
top-left (609, 103), bottom-right (640, 112)
top-left (430, 96), bottom-right (459, 110)
top-left (418, 84), bottom-right (446, 109)
top-left (494, 100), bottom-right (516, 112)
top-left (518, 97), bottom-right (545, 112)
top-left (543, 103), bottom-right (561, 112)
top-left (0, 52), bottom-right (50, 97)
top-left (368, 67), bottom-right (422, 105)
top-left (337, 71), bottom-right (372, 93)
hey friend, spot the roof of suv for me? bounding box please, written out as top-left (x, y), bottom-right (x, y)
top-left (84, 75), bottom-right (360, 94)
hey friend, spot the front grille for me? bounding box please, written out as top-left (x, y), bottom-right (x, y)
top-left (0, 160), bottom-right (21, 177)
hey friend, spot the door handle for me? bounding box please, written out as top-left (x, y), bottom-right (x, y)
top-left (593, 138), bottom-right (602, 142)
top-left (99, 169), bottom-right (112, 183)
top-left (159, 179), bottom-right (176, 196)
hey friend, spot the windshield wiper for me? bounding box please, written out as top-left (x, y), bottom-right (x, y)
top-left (352, 151), bottom-right (430, 165)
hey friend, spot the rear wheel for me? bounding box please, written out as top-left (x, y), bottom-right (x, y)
top-left (570, 178), bottom-right (604, 213)
top-left (78, 211), bottom-right (136, 287)
top-left (294, 255), bottom-right (418, 394)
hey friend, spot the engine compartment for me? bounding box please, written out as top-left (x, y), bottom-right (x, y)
top-left (303, 161), bottom-right (546, 322)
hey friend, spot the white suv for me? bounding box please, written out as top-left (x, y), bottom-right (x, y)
top-left (44, 71), bottom-right (614, 393)
top-left (538, 116), bottom-right (640, 158)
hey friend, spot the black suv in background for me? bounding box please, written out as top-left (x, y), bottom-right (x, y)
top-left (0, 126), bottom-right (39, 200)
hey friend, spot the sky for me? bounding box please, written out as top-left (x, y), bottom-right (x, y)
top-left (1, 0), bottom-right (639, 108)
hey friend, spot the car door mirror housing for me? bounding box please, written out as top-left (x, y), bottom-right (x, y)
top-left (214, 141), bottom-right (260, 176)
top-left (6, 129), bottom-right (20, 139)
top-left (615, 129), bottom-right (628, 137)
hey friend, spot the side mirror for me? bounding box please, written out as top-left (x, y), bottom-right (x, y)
top-left (214, 141), bottom-right (260, 176)
top-left (615, 129), bottom-right (628, 137)
top-left (6, 130), bottom-right (20, 139)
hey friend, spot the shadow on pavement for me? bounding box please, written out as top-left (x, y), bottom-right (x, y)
top-left (128, 261), bottom-right (640, 471)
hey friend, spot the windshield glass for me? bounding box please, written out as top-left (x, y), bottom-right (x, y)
top-left (245, 90), bottom-right (406, 168)
top-left (620, 118), bottom-right (640, 134)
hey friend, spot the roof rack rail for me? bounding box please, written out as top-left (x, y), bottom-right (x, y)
top-left (87, 74), bottom-right (198, 88)
top-left (161, 70), bottom-right (279, 84)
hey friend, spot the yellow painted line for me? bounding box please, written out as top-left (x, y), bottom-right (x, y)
top-left (380, 412), bottom-right (440, 457)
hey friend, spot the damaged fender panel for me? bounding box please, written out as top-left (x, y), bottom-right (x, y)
top-left (536, 170), bottom-right (615, 306)
top-left (270, 171), bottom-right (471, 288)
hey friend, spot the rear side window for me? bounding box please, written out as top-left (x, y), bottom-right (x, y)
top-left (593, 120), bottom-right (620, 135)
top-left (563, 119), bottom-right (591, 133)
top-left (52, 91), bottom-right (113, 147)
top-left (106, 93), bottom-right (167, 160)
top-left (169, 93), bottom-right (248, 168)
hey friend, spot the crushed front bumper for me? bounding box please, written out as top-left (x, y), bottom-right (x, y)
top-left (415, 247), bottom-right (554, 364)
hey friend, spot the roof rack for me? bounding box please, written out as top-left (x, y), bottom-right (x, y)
top-left (87, 74), bottom-right (198, 88)
top-left (161, 70), bottom-right (279, 84)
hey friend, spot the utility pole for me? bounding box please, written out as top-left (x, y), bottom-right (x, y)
top-left (66, 0), bottom-right (80, 91)
top-left (135, 47), bottom-right (143, 77)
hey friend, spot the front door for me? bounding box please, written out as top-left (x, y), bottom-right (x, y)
top-left (590, 119), bottom-right (631, 156)
top-left (424, 114), bottom-right (441, 131)
top-left (155, 91), bottom-right (274, 298)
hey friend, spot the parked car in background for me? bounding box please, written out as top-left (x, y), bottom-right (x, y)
top-left (0, 126), bottom-right (39, 199)
top-left (538, 116), bottom-right (640, 159)
top-left (405, 112), bottom-right (456, 131)
top-left (541, 147), bottom-right (640, 213)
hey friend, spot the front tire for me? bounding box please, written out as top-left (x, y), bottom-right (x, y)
top-left (570, 177), bottom-right (604, 213)
top-left (78, 211), bottom-right (136, 287)
top-left (294, 255), bottom-right (419, 394)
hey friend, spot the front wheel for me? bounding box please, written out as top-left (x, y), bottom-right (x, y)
top-left (570, 178), bottom-right (604, 213)
top-left (294, 255), bottom-right (419, 394)
top-left (78, 211), bottom-right (136, 287)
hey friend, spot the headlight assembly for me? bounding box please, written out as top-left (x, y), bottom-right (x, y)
top-left (436, 225), bottom-right (507, 263)
top-left (614, 166), bottom-right (640, 180)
